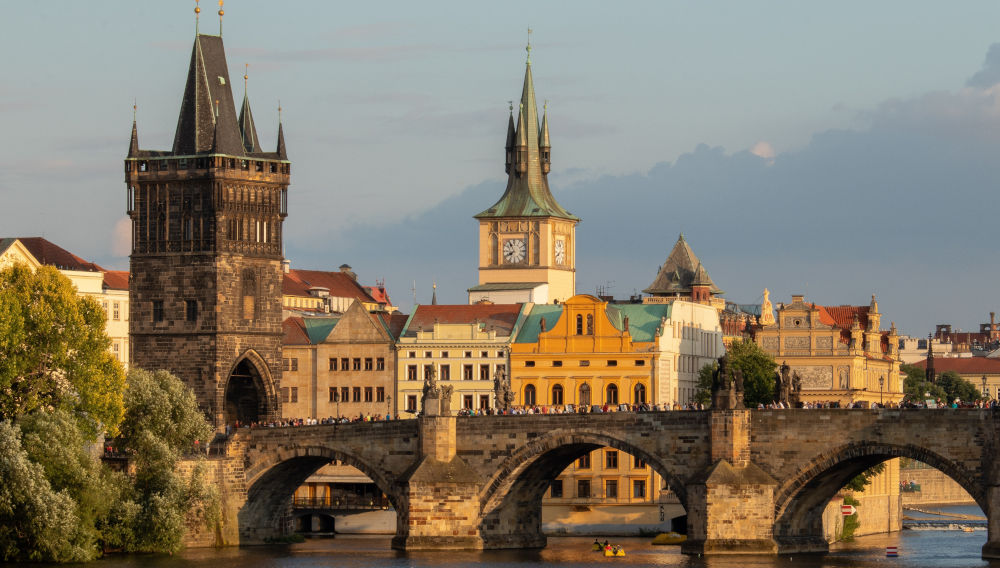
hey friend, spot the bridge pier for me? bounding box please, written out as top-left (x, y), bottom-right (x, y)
top-left (392, 414), bottom-right (486, 550)
top-left (983, 485), bottom-right (1000, 559)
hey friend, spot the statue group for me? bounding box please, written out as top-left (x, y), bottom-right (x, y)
top-left (421, 365), bottom-right (452, 416)
top-left (710, 354), bottom-right (745, 410)
top-left (774, 361), bottom-right (803, 407)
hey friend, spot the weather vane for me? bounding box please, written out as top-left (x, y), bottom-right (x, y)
top-left (194, 0), bottom-right (201, 34)
top-left (526, 27), bottom-right (533, 64)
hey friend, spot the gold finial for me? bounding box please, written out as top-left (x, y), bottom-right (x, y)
top-left (526, 27), bottom-right (533, 64)
top-left (244, 63), bottom-right (249, 89)
top-left (218, 0), bottom-right (224, 36)
top-left (544, 99), bottom-right (548, 111)
top-left (508, 100), bottom-right (513, 113)
top-left (194, 0), bottom-right (201, 34)
top-left (214, 99), bottom-right (220, 118)
top-left (132, 99), bottom-right (137, 121)
top-left (278, 99), bottom-right (282, 123)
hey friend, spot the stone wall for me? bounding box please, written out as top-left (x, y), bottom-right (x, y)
top-left (177, 456), bottom-right (248, 548)
top-left (901, 467), bottom-right (976, 505)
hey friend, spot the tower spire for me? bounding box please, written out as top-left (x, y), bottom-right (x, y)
top-left (238, 63), bottom-right (260, 152)
top-left (526, 27), bottom-right (532, 65)
top-left (539, 99), bottom-right (550, 173)
top-left (218, 0), bottom-right (224, 36)
top-left (276, 101), bottom-right (287, 160)
top-left (128, 101), bottom-right (140, 158)
top-left (504, 101), bottom-right (515, 174)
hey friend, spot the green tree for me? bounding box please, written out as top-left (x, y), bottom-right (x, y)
top-left (726, 339), bottom-right (778, 407)
top-left (936, 370), bottom-right (982, 404)
top-left (694, 363), bottom-right (714, 406)
top-left (901, 363), bottom-right (946, 405)
top-left (0, 265), bottom-right (125, 435)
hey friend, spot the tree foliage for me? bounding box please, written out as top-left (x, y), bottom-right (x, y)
top-left (726, 339), bottom-right (778, 407)
top-left (901, 363), bottom-right (946, 404)
top-left (935, 370), bottom-right (982, 404)
top-left (0, 265), bottom-right (125, 435)
top-left (694, 363), bottom-right (714, 406)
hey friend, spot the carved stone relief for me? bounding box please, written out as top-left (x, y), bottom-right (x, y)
top-left (761, 337), bottom-right (779, 351)
top-left (785, 336), bottom-right (810, 350)
top-left (816, 336), bottom-right (833, 350)
top-left (792, 365), bottom-right (833, 390)
top-left (837, 366), bottom-right (850, 390)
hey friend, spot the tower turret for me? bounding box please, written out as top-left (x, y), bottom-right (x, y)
top-left (539, 101), bottom-right (551, 174)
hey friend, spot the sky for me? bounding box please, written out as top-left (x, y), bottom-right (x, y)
top-left (2, 1), bottom-right (1000, 336)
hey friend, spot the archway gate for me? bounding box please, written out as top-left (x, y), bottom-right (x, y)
top-left (196, 409), bottom-right (1000, 558)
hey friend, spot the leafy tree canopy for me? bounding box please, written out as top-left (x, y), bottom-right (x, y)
top-left (694, 363), bottom-right (714, 406)
top-left (727, 339), bottom-right (778, 407)
top-left (0, 265), bottom-right (125, 435)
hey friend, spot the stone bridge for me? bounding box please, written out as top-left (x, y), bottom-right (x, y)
top-left (207, 409), bottom-right (1000, 557)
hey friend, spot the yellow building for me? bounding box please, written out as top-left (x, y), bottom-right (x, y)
top-left (511, 294), bottom-right (669, 508)
top-left (469, 44), bottom-right (578, 305)
top-left (755, 293), bottom-right (902, 407)
top-left (395, 303), bottom-right (529, 415)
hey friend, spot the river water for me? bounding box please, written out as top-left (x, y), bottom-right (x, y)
top-left (70, 506), bottom-right (998, 568)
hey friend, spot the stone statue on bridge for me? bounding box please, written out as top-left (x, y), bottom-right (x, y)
top-left (494, 367), bottom-right (515, 413)
top-left (790, 371), bottom-right (803, 407)
top-left (422, 364), bottom-right (450, 416)
top-left (711, 354), bottom-right (744, 410)
top-left (775, 361), bottom-right (791, 406)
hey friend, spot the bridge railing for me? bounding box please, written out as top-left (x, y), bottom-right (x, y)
top-left (291, 495), bottom-right (392, 511)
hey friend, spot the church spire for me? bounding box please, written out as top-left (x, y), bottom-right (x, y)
top-left (539, 100), bottom-right (550, 174)
top-left (128, 102), bottom-right (139, 158)
top-left (504, 102), bottom-right (515, 174)
top-left (276, 102), bottom-right (287, 160)
top-left (474, 35), bottom-right (577, 221)
top-left (238, 64), bottom-right (260, 152)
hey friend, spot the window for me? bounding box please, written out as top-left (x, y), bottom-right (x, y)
top-left (525, 361), bottom-right (535, 367)
top-left (524, 384), bottom-right (536, 406)
top-left (578, 452), bottom-right (591, 469)
top-left (550, 480), bottom-right (563, 498)
top-left (407, 365), bottom-right (418, 381)
top-left (341, 387), bottom-right (350, 403)
top-left (463, 395), bottom-right (473, 409)
top-left (364, 387), bottom-right (373, 402)
top-left (329, 387), bottom-right (337, 402)
top-left (553, 360), bottom-right (563, 367)
top-left (576, 314), bottom-right (583, 335)
top-left (341, 358), bottom-right (349, 370)
top-left (185, 299), bottom-right (197, 322)
top-left (580, 360), bottom-right (590, 367)
top-left (607, 360), bottom-right (618, 367)
top-left (103, 301), bottom-right (109, 315)
top-left (376, 357), bottom-right (385, 371)
top-left (606, 384), bottom-right (619, 404)
top-left (579, 383), bottom-right (591, 406)
top-left (479, 395), bottom-right (490, 409)
top-left (407, 395), bottom-right (417, 412)
top-left (425, 351), bottom-right (432, 358)
top-left (481, 351), bottom-right (489, 358)
top-left (283, 358), bottom-right (298, 371)
top-left (440, 365), bottom-right (451, 381)
top-left (281, 387), bottom-right (289, 403)
top-left (376, 387), bottom-right (385, 402)
top-left (497, 351), bottom-right (504, 358)
top-left (636, 359), bottom-right (646, 366)
top-left (633, 479), bottom-right (646, 499)
top-left (424, 365), bottom-right (434, 381)
top-left (352, 358), bottom-right (361, 371)
top-left (290, 387), bottom-right (298, 403)
top-left (586, 314), bottom-right (594, 335)
top-left (152, 300), bottom-right (164, 322)
top-left (552, 384), bottom-right (564, 405)
top-left (480, 364), bottom-right (490, 381)
top-left (364, 358), bottom-right (373, 371)
top-left (577, 479), bottom-right (591, 499)
top-left (634, 456), bottom-right (647, 469)
top-left (463, 364), bottom-right (474, 380)
top-left (329, 358), bottom-right (338, 371)
top-left (464, 351), bottom-right (472, 358)
top-left (113, 302), bottom-right (120, 321)
top-left (634, 384), bottom-right (647, 404)
top-left (441, 351), bottom-right (449, 358)
top-left (605, 450), bottom-right (619, 469)
top-left (408, 351), bottom-right (416, 358)
top-left (352, 387), bottom-right (361, 402)
top-left (605, 480), bottom-right (618, 499)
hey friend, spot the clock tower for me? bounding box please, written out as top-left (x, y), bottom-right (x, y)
top-left (468, 41), bottom-right (579, 305)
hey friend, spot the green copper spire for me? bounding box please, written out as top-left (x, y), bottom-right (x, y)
top-left (475, 40), bottom-right (576, 221)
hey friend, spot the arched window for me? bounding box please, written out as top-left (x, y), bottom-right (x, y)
top-left (576, 314), bottom-right (583, 335)
top-left (524, 384), bottom-right (537, 406)
top-left (552, 384), bottom-right (564, 405)
top-left (586, 314), bottom-right (594, 335)
top-left (606, 384), bottom-right (619, 405)
top-left (579, 383), bottom-right (591, 406)
top-left (634, 383), bottom-right (647, 404)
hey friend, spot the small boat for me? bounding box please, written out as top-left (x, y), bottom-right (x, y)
top-left (651, 531), bottom-right (687, 545)
top-left (963, 527), bottom-right (975, 533)
top-left (604, 546), bottom-right (626, 557)
top-left (592, 542), bottom-right (603, 551)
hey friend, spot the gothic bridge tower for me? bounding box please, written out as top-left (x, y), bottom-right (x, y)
top-left (125, 8), bottom-right (289, 427)
top-left (469, 38), bottom-right (579, 305)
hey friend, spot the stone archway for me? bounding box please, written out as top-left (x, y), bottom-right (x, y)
top-left (239, 445), bottom-right (400, 544)
top-left (478, 428), bottom-right (688, 549)
top-left (222, 350), bottom-right (277, 427)
top-left (772, 441), bottom-right (984, 554)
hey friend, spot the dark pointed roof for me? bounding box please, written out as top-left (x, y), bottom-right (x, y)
top-left (644, 234), bottom-right (723, 296)
top-left (276, 121), bottom-right (287, 160)
top-left (238, 91), bottom-right (260, 153)
top-left (475, 57), bottom-right (577, 221)
top-left (128, 119), bottom-right (139, 158)
top-left (172, 34), bottom-right (245, 156)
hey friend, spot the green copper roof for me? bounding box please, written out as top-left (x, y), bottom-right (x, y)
top-left (475, 60), bottom-right (577, 221)
top-left (514, 304), bottom-right (564, 343)
top-left (607, 304), bottom-right (671, 342)
top-left (302, 317), bottom-right (340, 344)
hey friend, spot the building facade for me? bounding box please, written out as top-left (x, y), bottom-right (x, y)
top-left (126, 26), bottom-right (290, 427)
top-left (469, 45), bottom-right (578, 305)
top-left (755, 294), bottom-right (902, 406)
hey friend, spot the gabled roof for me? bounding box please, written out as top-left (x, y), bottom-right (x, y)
top-left (15, 237), bottom-right (103, 272)
top-left (380, 312), bottom-right (409, 338)
top-left (283, 317), bottom-right (311, 345)
top-left (608, 304), bottom-right (671, 342)
top-left (644, 234), bottom-right (722, 296)
top-left (283, 269), bottom-right (378, 304)
top-left (172, 34), bottom-right (245, 156)
top-left (103, 270), bottom-right (129, 291)
top-left (911, 357), bottom-right (1000, 375)
top-left (474, 55), bottom-right (577, 221)
top-left (815, 305), bottom-right (871, 330)
top-left (400, 304), bottom-right (524, 339)
top-left (514, 304), bottom-right (564, 343)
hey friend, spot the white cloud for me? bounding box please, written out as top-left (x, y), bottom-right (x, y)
top-left (749, 140), bottom-right (776, 164)
top-left (111, 217), bottom-right (131, 257)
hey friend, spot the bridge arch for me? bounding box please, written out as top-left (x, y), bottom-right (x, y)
top-left (478, 428), bottom-right (688, 548)
top-left (239, 444), bottom-right (400, 543)
top-left (773, 440), bottom-right (985, 552)
top-left (222, 349), bottom-right (278, 426)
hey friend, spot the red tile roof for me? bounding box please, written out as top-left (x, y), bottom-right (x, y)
top-left (814, 305), bottom-right (870, 330)
top-left (911, 358), bottom-right (1000, 374)
top-left (17, 237), bottom-right (103, 272)
top-left (364, 284), bottom-right (393, 306)
top-left (282, 317), bottom-right (311, 345)
top-left (283, 269), bottom-right (377, 304)
top-left (103, 270), bottom-right (129, 291)
top-left (376, 312), bottom-right (409, 338)
top-left (401, 304), bottom-right (523, 338)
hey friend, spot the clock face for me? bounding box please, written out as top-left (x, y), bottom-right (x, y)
top-left (554, 240), bottom-right (566, 265)
top-left (503, 239), bottom-right (526, 263)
